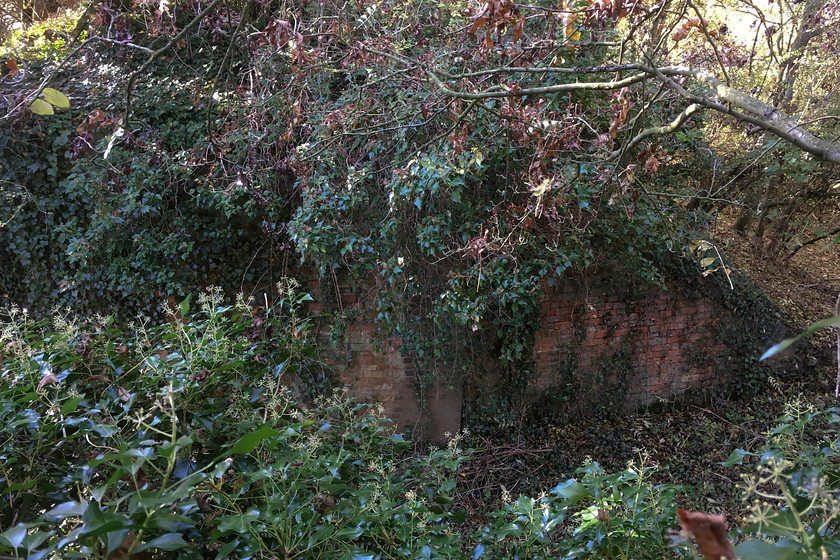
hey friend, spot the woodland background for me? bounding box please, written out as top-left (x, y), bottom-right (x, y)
top-left (1, 0), bottom-right (840, 557)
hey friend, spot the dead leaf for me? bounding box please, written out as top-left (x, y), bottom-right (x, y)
top-left (37, 373), bottom-right (59, 391)
top-left (677, 509), bottom-right (735, 560)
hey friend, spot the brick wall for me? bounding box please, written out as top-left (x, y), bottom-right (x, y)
top-left (532, 280), bottom-right (728, 405)
top-left (309, 278), bottom-right (462, 440)
top-left (310, 275), bottom-right (740, 436)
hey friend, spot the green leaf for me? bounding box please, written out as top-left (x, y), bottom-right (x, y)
top-left (744, 510), bottom-right (799, 538)
top-left (722, 448), bottom-right (753, 467)
top-left (30, 98), bottom-right (54, 115)
top-left (134, 532), bottom-right (189, 552)
top-left (550, 480), bottom-right (590, 505)
top-left (2, 479), bottom-right (36, 493)
top-left (179, 295), bottom-right (190, 317)
top-left (228, 425), bottom-right (279, 455)
top-left (61, 396), bottom-right (83, 415)
top-left (334, 526), bottom-right (363, 540)
top-left (734, 539), bottom-right (804, 560)
top-left (0, 524), bottom-right (27, 549)
top-left (215, 539), bottom-right (239, 560)
top-left (761, 315), bottom-right (840, 360)
top-left (44, 500), bottom-right (87, 522)
top-left (42, 88), bottom-right (70, 108)
top-left (307, 524), bottom-right (336, 548)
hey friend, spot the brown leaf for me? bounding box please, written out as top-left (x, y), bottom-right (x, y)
top-left (37, 373), bottom-right (59, 391)
top-left (5, 57), bottom-right (19, 74)
top-left (471, 16), bottom-right (489, 33)
top-left (677, 509), bottom-right (735, 560)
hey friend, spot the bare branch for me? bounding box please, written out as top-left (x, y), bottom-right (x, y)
top-left (421, 58), bottom-right (840, 164)
top-left (425, 68), bottom-right (650, 99)
top-left (609, 103), bottom-right (703, 159)
top-left (652, 66), bottom-right (840, 164)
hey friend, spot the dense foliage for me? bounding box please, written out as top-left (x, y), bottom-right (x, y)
top-left (1, 292), bottom-right (839, 559)
top-left (2, 0), bottom-right (838, 382)
top-left (2, 0), bottom-right (840, 556)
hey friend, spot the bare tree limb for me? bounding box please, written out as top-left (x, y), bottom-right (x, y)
top-left (425, 68), bottom-right (650, 99)
top-left (785, 225), bottom-right (840, 261)
top-left (418, 58), bottom-right (840, 164)
top-left (608, 103), bottom-right (703, 159)
top-left (652, 65), bottom-right (840, 164)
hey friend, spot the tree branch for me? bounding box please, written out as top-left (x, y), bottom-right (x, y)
top-left (652, 65), bottom-right (840, 164)
top-left (608, 103), bottom-right (703, 159)
top-left (425, 68), bottom-right (650, 99)
top-left (417, 57), bottom-right (840, 164)
top-left (785, 225), bottom-right (840, 261)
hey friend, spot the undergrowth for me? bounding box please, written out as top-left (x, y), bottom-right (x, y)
top-left (1, 288), bottom-right (839, 559)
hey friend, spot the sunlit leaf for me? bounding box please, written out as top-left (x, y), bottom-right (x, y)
top-left (43, 88), bottom-right (70, 108)
top-left (30, 99), bottom-right (54, 115)
top-left (761, 315), bottom-right (840, 360)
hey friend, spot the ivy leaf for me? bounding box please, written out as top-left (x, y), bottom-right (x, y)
top-left (30, 99), bottom-right (54, 115)
top-left (43, 88), bottom-right (70, 108)
top-left (179, 295), bottom-right (190, 317)
top-left (550, 480), bottom-right (590, 505)
top-left (721, 448), bottom-right (752, 467)
top-left (733, 540), bottom-right (801, 560)
top-left (228, 425), bottom-right (279, 455)
top-left (761, 315), bottom-right (840, 360)
top-left (44, 500), bottom-right (87, 522)
top-left (61, 396), bottom-right (83, 414)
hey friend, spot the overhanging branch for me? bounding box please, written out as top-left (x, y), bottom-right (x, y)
top-left (420, 59), bottom-right (840, 165)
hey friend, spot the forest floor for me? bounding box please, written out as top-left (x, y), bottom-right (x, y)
top-left (715, 216), bottom-right (840, 343)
